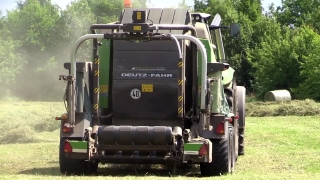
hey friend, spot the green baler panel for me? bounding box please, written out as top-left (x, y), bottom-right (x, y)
top-left (98, 39), bottom-right (111, 108)
top-left (197, 38), bottom-right (217, 103)
top-left (197, 38), bottom-right (222, 113)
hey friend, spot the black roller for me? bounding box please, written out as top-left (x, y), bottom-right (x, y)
top-left (97, 126), bottom-right (173, 145)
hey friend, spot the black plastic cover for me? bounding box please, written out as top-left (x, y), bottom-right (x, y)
top-left (97, 126), bottom-right (173, 145)
top-left (112, 40), bottom-right (180, 121)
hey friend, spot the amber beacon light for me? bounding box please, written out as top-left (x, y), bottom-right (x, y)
top-left (124, 0), bottom-right (132, 8)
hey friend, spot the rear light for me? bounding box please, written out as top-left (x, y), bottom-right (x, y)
top-left (199, 143), bottom-right (209, 156)
top-left (63, 140), bottom-right (73, 153)
top-left (62, 123), bottom-right (72, 133)
top-left (216, 121), bottom-right (224, 134)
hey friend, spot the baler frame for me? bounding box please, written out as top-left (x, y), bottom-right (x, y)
top-left (65, 24), bottom-right (212, 135)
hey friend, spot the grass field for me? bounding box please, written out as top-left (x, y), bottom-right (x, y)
top-left (0, 101), bottom-right (320, 180)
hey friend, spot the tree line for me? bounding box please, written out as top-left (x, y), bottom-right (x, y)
top-left (0, 0), bottom-right (319, 101)
top-left (196, 0), bottom-right (320, 100)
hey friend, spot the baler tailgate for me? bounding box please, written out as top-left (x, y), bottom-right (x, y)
top-left (112, 40), bottom-right (182, 121)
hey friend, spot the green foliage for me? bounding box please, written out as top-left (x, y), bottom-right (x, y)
top-left (0, 0), bottom-right (124, 100)
top-left (0, 37), bottom-right (22, 85)
top-left (194, 0), bottom-right (320, 101)
top-left (194, 0), bottom-right (208, 12)
top-left (88, 0), bottom-right (123, 23)
top-left (6, 0), bottom-right (62, 55)
top-left (233, 0), bottom-right (262, 22)
top-left (275, 0), bottom-right (320, 28)
top-left (133, 0), bottom-right (149, 8)
top-left (249, 24), bottom-right (320, 99)
top-left (291, 27), bottom-right (320, 100)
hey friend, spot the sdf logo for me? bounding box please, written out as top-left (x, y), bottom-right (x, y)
top-left (120, 73), bottom-right (173, 78)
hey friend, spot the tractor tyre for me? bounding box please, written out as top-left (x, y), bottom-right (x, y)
top-left (238, 128), bottom-right (245, 156)
top-left (225, 87), bottom-right (239, 160)
top-left (200, 124), bottom-right (235, 176)
top-left (59, 137), bottom-right (98, 176)
top-left (236, 86), bottom-right (246, 156)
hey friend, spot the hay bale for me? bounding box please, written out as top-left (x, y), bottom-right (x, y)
top-left (264, 90), bottom-right (291, 102)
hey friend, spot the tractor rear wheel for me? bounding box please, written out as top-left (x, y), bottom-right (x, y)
top-left (59, 137), bottom-right (98, 175)
top-left (200, 123), bottom-right (235, 176)
top-left (236, 86), bottom-right (246, 156)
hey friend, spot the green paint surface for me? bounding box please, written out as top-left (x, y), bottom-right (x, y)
top-left (197, 38), bottom-right (216, 105)
top-left (222, 67), bottom-right (235, 85)
top-left (69, 141), bottom-right (87, 149)
top-left (99, 39), bottom-right (111, 108)
top-left (184, 143), bottom-right (203, 151)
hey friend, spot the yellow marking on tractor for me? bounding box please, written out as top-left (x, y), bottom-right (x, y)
top-left (100, 85), bottom-right (108, 93)
top-left (142, 84), bottom-right (153, 92)
top-left (137, 12), bottom-right (141, 20)
top-left (94, 88), bottom-right (99, 93)
top-left (94, 70), bottom-right (99, 76)
top-left (134, 26), bottom-right (142, 31)
top-left (178, 79), bottom-right (183, 85)
top-left (94, 58), bottom-right (99, 64)
top-left (178, 62), bottom-right (183, 67)
top-left (94, 104), bottom-right (98, 109)
top-left (178, 107), bottom-right (183, 113)
top-left (178, 96), bottom-right (183, 101)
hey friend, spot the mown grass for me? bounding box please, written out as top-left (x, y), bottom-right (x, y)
top-left (0, 101), bottom-right (64, 144)
top-left (0, 100), bottom-right (320, 179)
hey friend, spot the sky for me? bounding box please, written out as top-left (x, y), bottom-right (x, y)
top-left (0, 0), bottom-right (282, 16)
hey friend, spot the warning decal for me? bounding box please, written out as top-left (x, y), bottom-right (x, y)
top-left (142, 84), bottom-right (153, 92)
top-left (130, 88), bottom-right (141, 99)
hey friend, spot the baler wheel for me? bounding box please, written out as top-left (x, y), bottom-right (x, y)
top-left (59, 137), bottom-right (98, 176)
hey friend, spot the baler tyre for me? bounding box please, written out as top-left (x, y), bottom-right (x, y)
top-left (200, 124), bottom-right (235, 176)
top-left (59, 138), bottom-right (98, 176)
top-left (236, 86), bottom-right (246, 156)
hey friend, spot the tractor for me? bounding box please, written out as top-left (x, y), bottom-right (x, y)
top-left (56, 7), bottom-right (246, 177)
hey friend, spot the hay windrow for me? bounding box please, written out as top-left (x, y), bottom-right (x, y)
top-left (246, 99), bottom-right (320, 117)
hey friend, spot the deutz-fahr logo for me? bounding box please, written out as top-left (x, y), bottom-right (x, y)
top-left (120, 73), bottom-right (173, 78)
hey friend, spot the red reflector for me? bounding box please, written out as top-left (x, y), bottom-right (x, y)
top-left (199, 143), bottom-right (209, 156)
top-left (235, 115), bottom-right (239, 119)
top-left (63, 140), bottom-right (73, 153)
top-left (216, 122), bottom-right (224, 134)
top-left (55, 117), bottom-right (61, 120)
top-left (62, 125), bottom-right (72, 133)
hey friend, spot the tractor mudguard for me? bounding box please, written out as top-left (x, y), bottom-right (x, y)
top-left (222, 67), bottom-right (235, 86)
